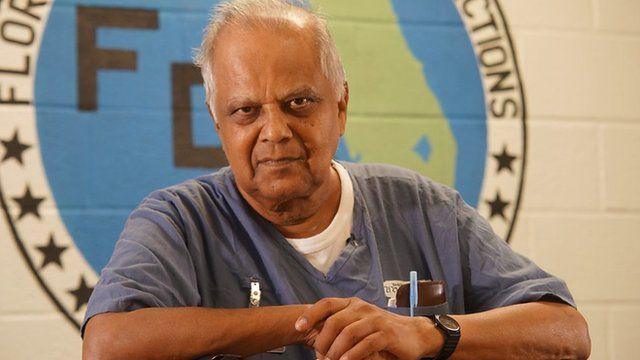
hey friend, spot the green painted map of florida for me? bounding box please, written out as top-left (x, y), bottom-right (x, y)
top-left (311, 0), bottom-right (456, 186)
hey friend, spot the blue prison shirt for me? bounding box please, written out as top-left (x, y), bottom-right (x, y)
top-left (82, 162), bottom-right (575, 359)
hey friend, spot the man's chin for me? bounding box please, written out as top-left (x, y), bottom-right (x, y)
top-left (256, 181), bottom-right (311, 202)
top-left (253, 164), bottom-right (312, 198)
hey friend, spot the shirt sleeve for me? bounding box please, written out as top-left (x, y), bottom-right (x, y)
top-left (81, 191), bottom-right (201, 337)
top-left (455, 193), bottom-right (576, 313)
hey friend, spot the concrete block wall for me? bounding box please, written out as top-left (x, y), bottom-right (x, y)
top-left (1, 0), bottom-right (639, 358)
top-left (502, 1), bottom-right (640, 359)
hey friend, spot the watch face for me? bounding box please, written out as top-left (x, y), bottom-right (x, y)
top-left (437, 315), bottom-right (461, 332)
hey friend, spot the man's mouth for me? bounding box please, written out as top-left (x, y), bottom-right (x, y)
top-left (257, 157), bottom-right (302, 167)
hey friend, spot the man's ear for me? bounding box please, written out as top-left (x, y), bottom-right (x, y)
top-left (338, 81), bottom-right (349, 136)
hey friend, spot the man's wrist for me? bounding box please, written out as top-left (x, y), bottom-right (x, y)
top-left (415, 316), bottom-right (445, 358)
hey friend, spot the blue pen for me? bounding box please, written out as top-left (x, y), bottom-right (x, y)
top-left (409, 271), bottom-right (418, 317)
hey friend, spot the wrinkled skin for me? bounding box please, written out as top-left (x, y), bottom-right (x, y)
top-left (209, 20), bottom-right (347, 239)
top-left (298, 297), bottom-right (438, 360)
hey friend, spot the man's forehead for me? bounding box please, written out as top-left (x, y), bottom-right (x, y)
top-left (213, 19), bottom-right (318, 61)
top-left (211, 23), bottom-right (325, 100)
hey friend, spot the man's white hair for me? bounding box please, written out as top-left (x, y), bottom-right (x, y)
top-left (193, 0), bottom-right (346, 106)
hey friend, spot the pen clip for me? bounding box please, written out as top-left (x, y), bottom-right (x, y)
top-left (249, 279), bottom-right (261, 308)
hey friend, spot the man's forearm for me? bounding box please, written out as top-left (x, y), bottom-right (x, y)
top-left (82, 305), bottom-right (311, 360)
top-left (447, 301), bottom-right (591, 360)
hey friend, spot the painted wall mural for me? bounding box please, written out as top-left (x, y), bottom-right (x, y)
top-left (0, 0), bottom-right (525, 332)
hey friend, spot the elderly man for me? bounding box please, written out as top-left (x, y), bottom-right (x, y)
top-left (82, 1), bottom-right (590, 359)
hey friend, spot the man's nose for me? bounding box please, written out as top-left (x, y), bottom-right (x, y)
top-left (258, 106), bottom-right (293, 144)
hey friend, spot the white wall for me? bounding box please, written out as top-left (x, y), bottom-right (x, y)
top-left (502, 1), bottom-right (640, 359)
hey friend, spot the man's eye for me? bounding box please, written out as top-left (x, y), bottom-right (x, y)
top-left (288, 97), bottom-right (312, 110)
top-left (233, 106), bottom-right (255, 116)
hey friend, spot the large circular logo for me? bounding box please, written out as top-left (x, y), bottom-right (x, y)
top-left (0, 0), bottom-right (525, 330)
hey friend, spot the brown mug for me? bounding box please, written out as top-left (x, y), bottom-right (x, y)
top-left (395, 280), bottom-right (446, 307)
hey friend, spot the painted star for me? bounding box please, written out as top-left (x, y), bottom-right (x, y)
top-left (1, 130), bottom-right (31, 165)
top-left (12, 186), bottom-right (45, 220)
top-left (35, 234), bottom-right (68, 270)
top-left (68, 276), bottom-right (94, 312)
top-left (492, 145), bottom-right (517, 174)
top-left (486, 191), bottom-right (510, 220)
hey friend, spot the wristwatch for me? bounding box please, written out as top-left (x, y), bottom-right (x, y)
top-left (424, 314), bottom-right (461, 360)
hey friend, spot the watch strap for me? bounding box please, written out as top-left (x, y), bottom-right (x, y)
top-left (434, 330), bottom-right (460, 360)
top-left (423, 315), bottom-right (460, 360)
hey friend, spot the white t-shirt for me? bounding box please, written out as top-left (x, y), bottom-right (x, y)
top-left (285, 161), bottom-right (354, 275)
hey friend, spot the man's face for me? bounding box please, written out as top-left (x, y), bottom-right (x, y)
top-left (210, 22), bottom-right (347, 206)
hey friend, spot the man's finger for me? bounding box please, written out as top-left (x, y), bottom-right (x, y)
top-left (312, 308), bottom-right (366, 356)
top-left (362, 353), bottom-right (393, 360)
top-left (338, 332), bottom-right (388, 360)
top-left (324, 318), bottom-right (376, 360)
top-left (296, 298), bottom-right (351, 332)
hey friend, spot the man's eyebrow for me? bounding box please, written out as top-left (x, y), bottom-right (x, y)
top-left (225, 96), bottom-right (259, 109)
top-left (279, 86), bottom-right (320, 100)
